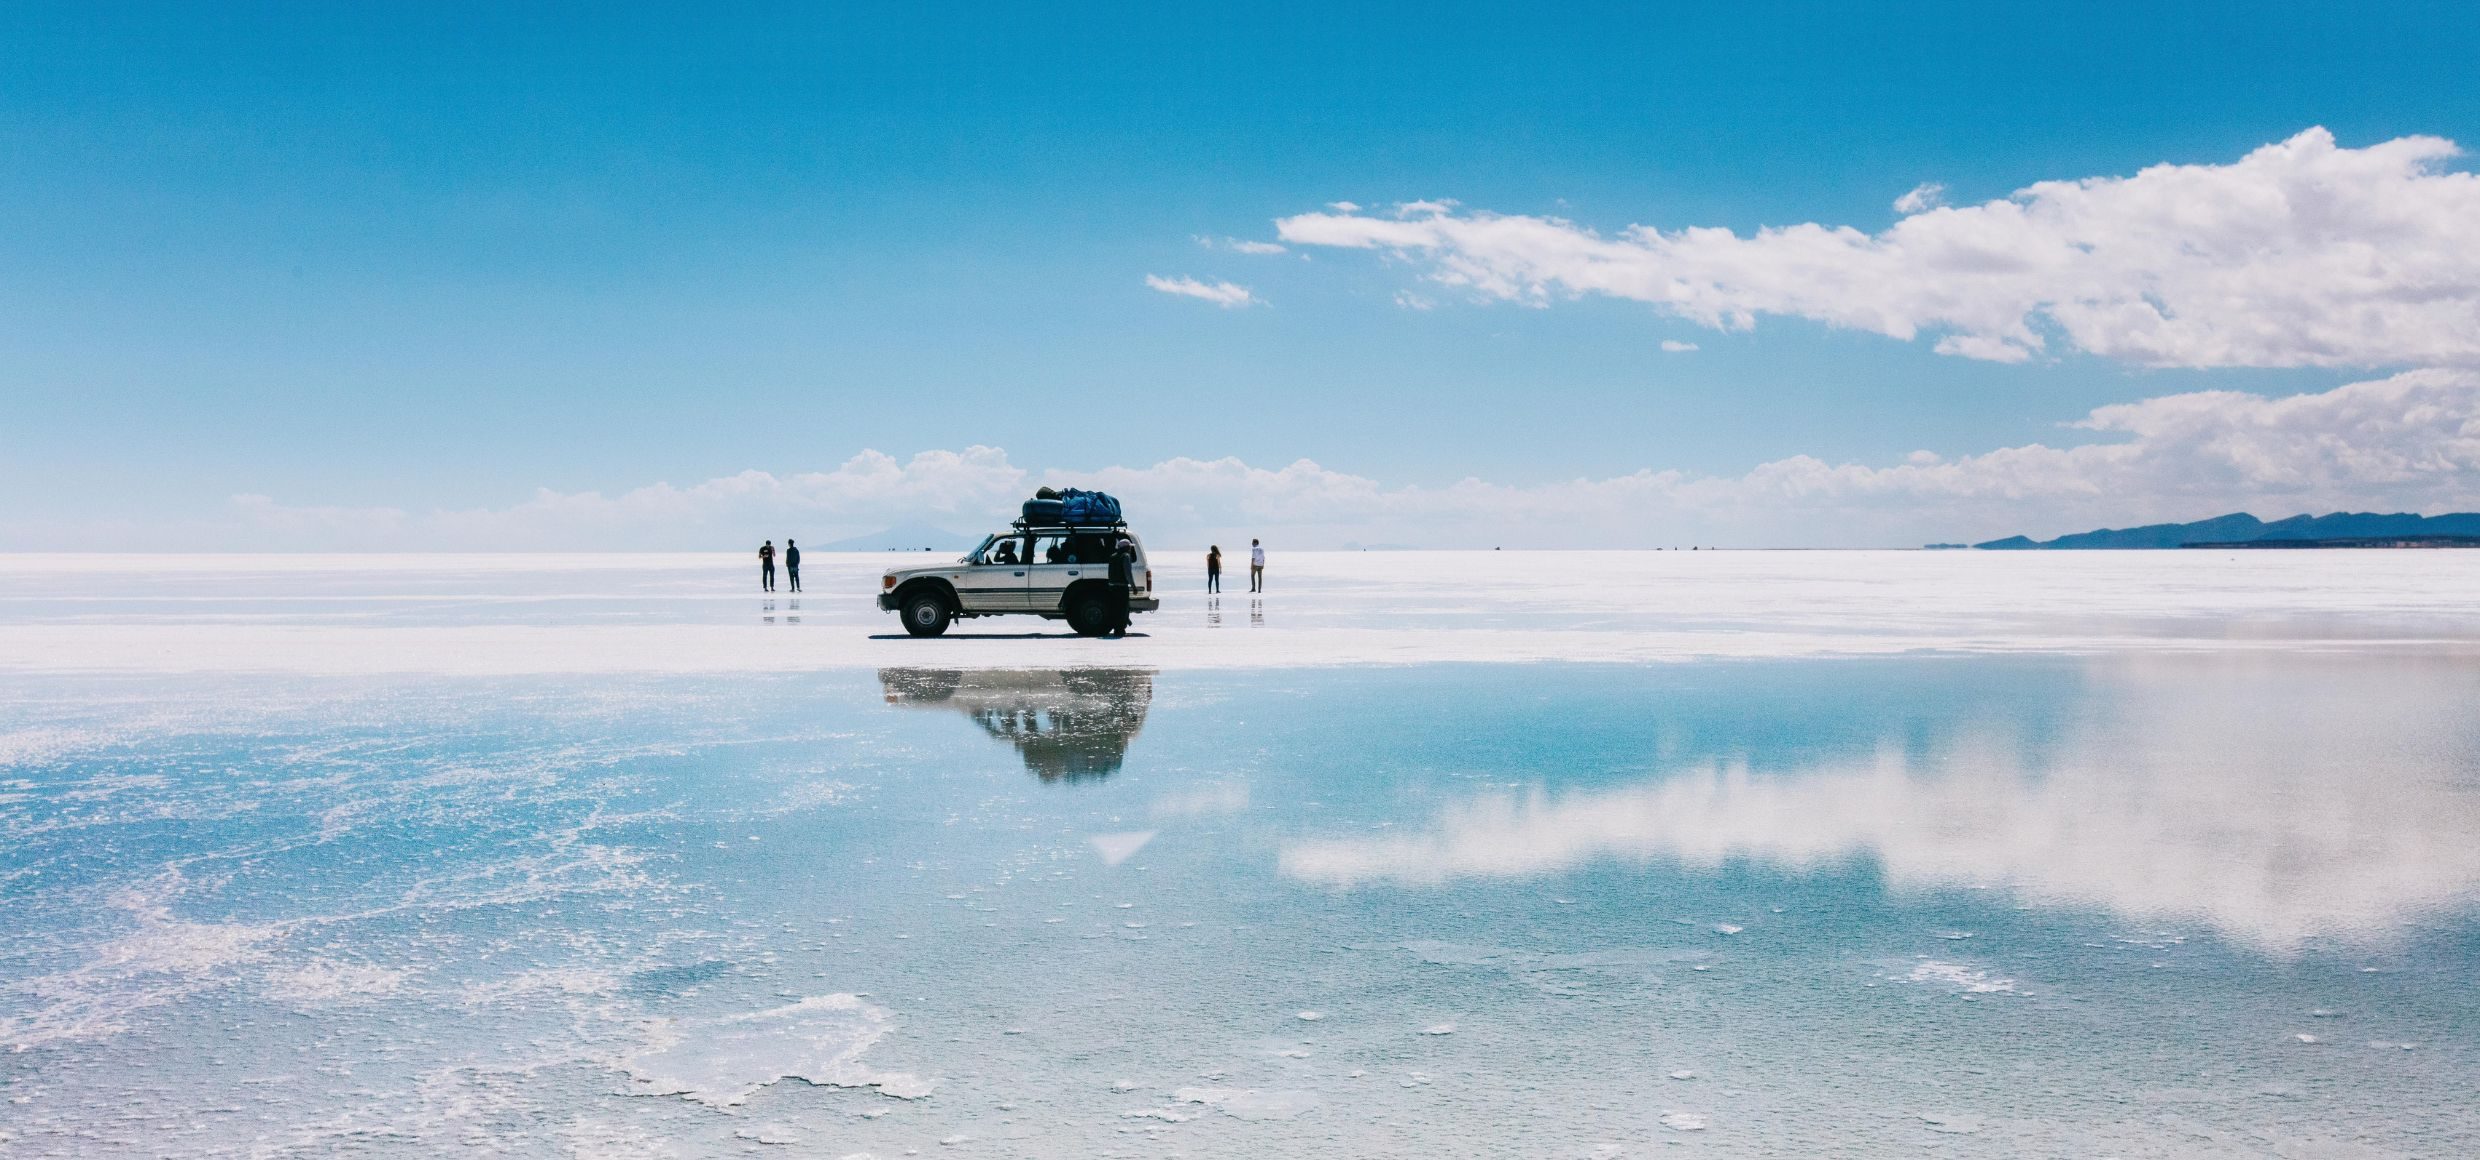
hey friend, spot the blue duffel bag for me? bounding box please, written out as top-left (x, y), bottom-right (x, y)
top-left (1058, 489), bottom-right (1123, 525)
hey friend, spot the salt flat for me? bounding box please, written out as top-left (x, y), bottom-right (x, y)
top-left (8, 555), bottom-right (2480, 1156)
top-left (2, 549), bottom-right (2476, 673)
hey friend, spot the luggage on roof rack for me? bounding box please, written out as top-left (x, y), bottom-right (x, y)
top-left (1059, 489), bottom-right (1122, 525)
top-left (1022, 488), bottom-right (1122, 526)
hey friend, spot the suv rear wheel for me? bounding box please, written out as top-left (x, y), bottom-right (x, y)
top-left (1064, 591), bottom-right (1114, 636)
top-left (901, 591), bottom-right (952, 637)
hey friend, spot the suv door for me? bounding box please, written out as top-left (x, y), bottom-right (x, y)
top-left (953, 534), bottom-right (1030, 612)
top-left (1023, 532), bottom-right (1086, 613)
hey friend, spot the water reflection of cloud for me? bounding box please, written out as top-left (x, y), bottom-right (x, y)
top-left (1282, 656), bottom-right (2480, 952)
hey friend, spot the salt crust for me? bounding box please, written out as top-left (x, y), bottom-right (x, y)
top-left (7, 550), bottom-right (2480, 674)
top-left (620, 994), bottom-right (934, 1107)
top-left (1171, 1086), bottom-right (1322, 1121)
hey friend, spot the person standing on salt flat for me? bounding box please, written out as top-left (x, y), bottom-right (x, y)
top-left (1250, 539), bottom-right (1265, 592)
top-left (784, 539), bottom-right (802, 593)
top-left (1107, 538), bottom-right (1137, 637)
top-left (1206, 545), bottom-right (1222, 593)
top-left (758, 540), bottom-right (776, 592)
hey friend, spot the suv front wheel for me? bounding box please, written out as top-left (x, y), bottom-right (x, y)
top-left (901, 591), bottom-right (952, 637)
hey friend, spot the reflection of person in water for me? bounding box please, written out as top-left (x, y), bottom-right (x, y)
top-left (877, 668), bottom-right (1153, 782)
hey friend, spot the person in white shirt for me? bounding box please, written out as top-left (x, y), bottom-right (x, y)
top-left (1249, 539), bottom-right (1265, 592)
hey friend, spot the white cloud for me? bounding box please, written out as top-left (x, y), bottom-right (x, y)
top-left (1144, 274), bottom-right (1260, 308)
top-left (1194, 235), bottom-right (1287, 254)
top-left (24, 373), bottom-right (2480, 550)
top-left (1276, 129), bottom-right (2480, 369)
top-left (1891, 181), bottom-right (1947, 214)
top-left (1660, 340), bottom-right (1698, 352)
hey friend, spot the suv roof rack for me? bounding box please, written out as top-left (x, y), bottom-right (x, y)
top-left (1009, 519), bottom-right (1130, 532)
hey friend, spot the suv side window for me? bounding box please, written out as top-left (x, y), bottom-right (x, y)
top-left (981, 535), bottom-right (1025, 565)
top-left (1070, 533), bottom-right (1114, 562)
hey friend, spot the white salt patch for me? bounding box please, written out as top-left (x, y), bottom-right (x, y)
top-left (1421, 1022), bottom-right (1457, 1035)
top-left (265, 959), bottom-right (408, 1005)
top-left (0, 726), bottom-right (110, 765)
top-left (1, 879), bottom-right (280, 1049)
top-left (1172, 1087), bottom-right (1321, 1121)
top-left (1089, 832), bottom-right (1156, 866)
top-left (1297, 1010), bottom-right (1324, 1021)
top-left (1659, 1112), bottom-right (1707, 1131)
top-left (619, 994), bottom-right (932, 1106)
top-left (1668, 1070), bottom-right (1696, 1080)
top-left (1906, 961), bottom-right (2016, 994)
top-left (767, 779), bottom-right (855, 814)
top-left (2294, 1033), bottom-right (2320, 1044)
top-left (1712, 923), bottom-right (1743, 935)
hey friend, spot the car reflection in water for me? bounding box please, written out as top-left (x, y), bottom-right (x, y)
top-left (878, 668), bottom-right (1154, 782)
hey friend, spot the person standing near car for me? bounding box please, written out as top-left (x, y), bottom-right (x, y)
top-left (759, 540), bottom-right (776, 592)
top-left (1249, 539), bottom-right (1265, 592)
top-left (784, 539), bottom-right (801, 593)
top-left (1206, 545), bottom-right (1222, 594)
top-left (1107, 538), bottom-right (1137, 637)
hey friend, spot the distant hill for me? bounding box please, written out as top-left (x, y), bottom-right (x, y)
top-left (814, 525), bottom-right (977, 552)
top-left (1972, 511), bottom-right (2480, 549)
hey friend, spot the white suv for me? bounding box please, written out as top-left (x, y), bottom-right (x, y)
top-left (878, 525), bottom-right (1158, 637)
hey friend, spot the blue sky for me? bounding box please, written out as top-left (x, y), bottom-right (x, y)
top-left (5, 2), bottom-right (2479, 547)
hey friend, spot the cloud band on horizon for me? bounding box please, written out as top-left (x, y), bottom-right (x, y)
top-left (34, 370), bottom-right (2476, 552)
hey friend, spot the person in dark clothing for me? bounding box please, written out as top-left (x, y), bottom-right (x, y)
top-left (1206, 545), bottom-right (1221, 593)
top-left (784, 540), bottom-right (802, 593)
top-left (1106, 539), bottom-right (1136, 637)
top-left (759, 541), bottom-right (776, 592)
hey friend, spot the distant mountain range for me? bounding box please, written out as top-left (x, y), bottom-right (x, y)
top-left (1972, 511), bottom-right (2480, 550)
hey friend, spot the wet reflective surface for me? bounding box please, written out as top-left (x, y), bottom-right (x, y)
top-left (880, 669), bottom-right (1153, 782)
top-left (4, 657), bottom-right (2479, 1156)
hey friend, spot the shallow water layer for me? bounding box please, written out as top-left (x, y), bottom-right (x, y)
top-left (3, 657), bottom-right (2477, 1157)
